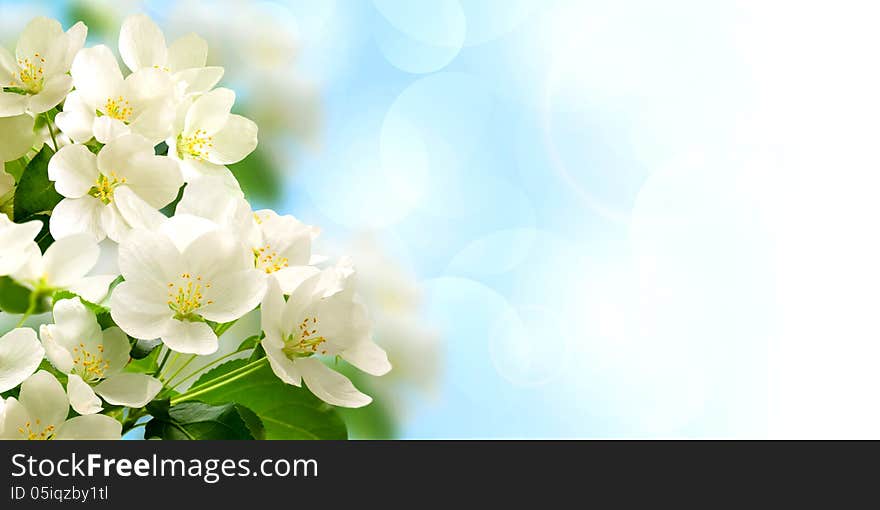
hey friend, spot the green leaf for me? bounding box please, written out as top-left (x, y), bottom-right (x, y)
top-left (0, 276), bottom-right (31, 314)
top-left (125, 346), bottom-right (161, 374)
top-left (189, 359), bottom-right (347, 439)
top-left (227, 148), bottom-right (282, 205)
top-left (235, 334), bottom-right (262, 353)
top-left (52, 290), bottom-right (109, 315)
top-left (13, 145), bottom-right (61, 251)
top-left (4, 155), bottom-right (29, 182)
top-left (130, 338), bottom-right (162, 360)
top-left (144, 401), bottom-right (260, 440)
top-left (159, 183), bottom-right (184, 216)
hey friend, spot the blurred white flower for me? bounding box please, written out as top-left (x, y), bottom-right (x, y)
top-left (61, 44), bottom-right (175, 144)
top-left (40, 298), bottom-right (161, 414)
top-left (167, 87), bottom-right (258, 183)
top-left (119, 14), bottom-right (223, 98)
top-left (48, 134), bottom-right (182, 242)
top-left (0, 214), bottom-right (41, 276)
top-left (111, 219), bottom-right (265, 355)
top-left (0, 17), bottom-right (86, 116)
top-left (0, 328), bottom-right (44, 393)
top-left (13, 233), bottom-right (116, 303)
top-left (261, 268), bottom-right (391, 408)
top-left (0, 370), bottom-right (121, 440)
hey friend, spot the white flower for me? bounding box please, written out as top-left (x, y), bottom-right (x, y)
top-left (260, 270), bottom-right (391, 408)
top-left (119, 14), bottom-right (224, 97)
top-left (111, 218), bottom-right (266, 355)
top-left (47, 134), bottom-right (183, 242)
top-left (0, 17), bottom-right (86, 116)
top-left (177, 178), bottom-right (319, 293)
top-left (0, 328), bottom-right (44, 393)
top-left (12, 233), bottom-right (117, 303)
top-left (0, 370), bottom-right (121, 440)
top-left (167, 88), bottom-right (258, 182)
top-left (0, 214), bottom-right (41, 276)
top-left (0, 114), bottom-right (36, 162)
top-left (58, 44), bottom-right (175, 145)
top-left (40, 298), bottom-right (161, 414)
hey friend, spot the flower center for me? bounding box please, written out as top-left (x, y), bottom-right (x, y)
top-left (104, 95), bottom-right (133, 122)
top-left (13, 53), bottom-right (45, 94)
top-left (281, 316), bottom-right (328, 359)
top-left (89, 172), bottom-right (126, 204)
top-left (177, 129), bottom-right (214, 160)
top-left (72, 342), bottom-right (109, 382)
top-left (17, 419), bottom-right (55, 440)
top-left (167, 273), bottom-right (214, 320)
top-left (253, 245), bottom-right (289, 274)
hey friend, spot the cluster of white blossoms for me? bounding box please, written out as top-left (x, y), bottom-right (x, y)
top-left (0, 15), bottom-right (390, 440)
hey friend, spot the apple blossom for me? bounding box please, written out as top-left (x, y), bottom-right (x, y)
top-left (12, 233), bottom-right (116, 303)
top-left (60, 45), bottom-right (175, 144)
top-left (119, 14), bottom-right (224, 97)
top-left (0, 371), bottom-right (121, 440)
top-left (0, 17), bottom-right (86, 117)
top-left (111, 219), bottom-right (266, 355)
top-left (260, 271), bottom-right (391, 408)
top-left (167, 87), bottom-right (258, 182)
top-left (47, 134), bottom-right (183, 241)
top-left (40, 298), bottom-right (162, 414)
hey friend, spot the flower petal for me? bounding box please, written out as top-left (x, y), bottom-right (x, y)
top-left (206, 114), bottom-right (258, 165)
top-left (68, 274), bottom-right (117, 304)
top-left (71, 45), bottom-right (123, 109)
top-left (18, 370), bottom-right (69, 429)
top-left (167, 32), bottom-right (207, 71)
top-left (297, 357), bottom-right (372, 408)
top-left (341, 340), bottom-right (392, 376)
top-left (272, 266), bottom-right (321, 295)
top-left (174, 66), bottom-right (224, 95)
top-left (0, 114), bottom-right (36, 162)
top-left (51, 298), bottom-right (101, 345)
top-left (100, 327), bottom-right (131, 375)
top-left (93, 116), bottom-right (131, 144)
top-left (162, 320), bottom-right (218, 355)
top-left (0, 91), bottom-right (27, 116)
top-left (54, 91), bottom-right (95, 143)
top-left (15, 17), bottom-right (63, 63)
top-left (263, 339), bottom-right (302, 386)
top-left (42, 233), bottom-right (98, 288)
top-left (39, 324), bottom-right (74, 373)
top-left (66, 374), bottom-right (102, 415)
top-left (48, 143), bottom-right (99, 198)
top-left (94, 372), bottom-right (162, 407)
top-left (113, 186), bottom-right (166, 234)
top-left (260, 279), bottom-right (286, 339)
top-left (100, 201), bottom-right (129, 243)
top-left (55, 414), bottom-right (121, 439)
top-left (109, 281), bottom-right (172, 340)
top-left (0, 328), bottom-right (44, 393)
top-left (184, 87), bottom-right (234, 135)
top-left (117, 228), bottom-right (182, 287)
top-left (119, 14), bottom-right (167, 72)
top-left (199, 269), bottom-right (266, 323)
top-left (27, 74), bottom-right (72, 113)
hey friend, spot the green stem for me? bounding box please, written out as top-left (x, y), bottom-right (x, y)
top-left (212, 319), bottom-right (238, 337)
top-left (155, 348), bottom-right (171, 377)
top-left (44, 111), bottom-right (58, 151)
top-left (15, 291), bottom-right (39, 327)
top-left (163, 354), bottom-right (196, 386)
top-left (165, 349), bottom-right (247, 392)
top-left (160, 352), bottom-right (180, 381)
top-left (171, 357), bottom-right (267, 405)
